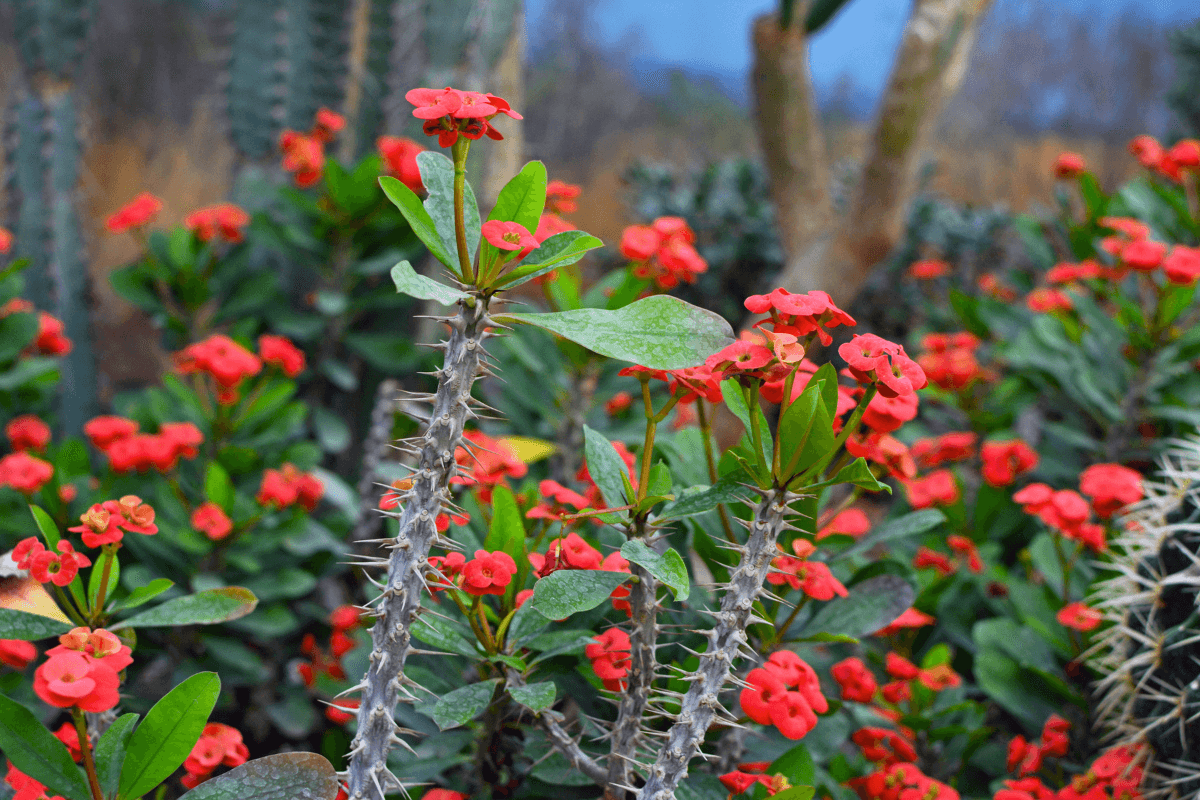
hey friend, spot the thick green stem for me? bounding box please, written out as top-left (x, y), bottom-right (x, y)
top-left (90, 545), bottom-right (116, 624)
top-left (453, 141), bottom-right (474, 284)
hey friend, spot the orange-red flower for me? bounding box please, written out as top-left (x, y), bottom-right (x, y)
top-left (192, 502), bottom-right (234, 541)
top-left (1057, 602), bottom-right (1102, 631)
top-left (5, 414), bottom-right (50, 452)
top-left (105, 192), bottom-right (163, 234)
top-left (378, 135), bottom-right (425, 193)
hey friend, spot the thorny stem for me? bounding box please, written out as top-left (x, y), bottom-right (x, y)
top-left (73, 708), bottom-right (104, 800)
top-left (505, 668), bottom-right (608, 786)
top-left (697, 401), bottom-right (738, 544)
top-left (453, 141), bottom-right (474, 284)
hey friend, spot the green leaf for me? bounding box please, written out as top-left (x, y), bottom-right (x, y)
top-left (721, 379), bottom-right (772, 468)
top-left (488, 160), bottom-right (546, 231)
top-left (312, 407), bottom-right (352, 454)
top-left (621, 540), bottom-right (690, 601)
top-left (120, 672), bottom-right (222, 800)
top-left (804, 0), bottom-right (854, 32)
top-left (0, 608), bottom-right (72, 640)
top-left (95, 713), bottom-right (139, 799)
top-left (116, 578), bottom-right (175, 610)
top-left (432, 679), bottom-right (499, 730)
top-left (204, 462), bottom-right (235, 510)
top-left (531, 569), bottom-right (631, 619)
top-left (583, 426), bottom-right (631, 509)
top-left (111, 587), bottom-right (257, 630)
top-left (508, 680), bottom-right (556, 713)
top-left (88, 548), bottom-right (120, 609)
top-left (30, 504), bottom-right (60, 547)
top-left (659, 472), bottom-right (754, 518)
top-left (484, 485), bottom-right (526, 569)
top-left (810, 363), bottom-right (840, 418)
top-left (379, 176), bottom-right (455, 270)
top-left (503, 295), bottom-right (734, 370)
top-left (834, 509), bottom-right (946, 562)
top-left (412, 613), bottom-right (479, 657)
top-left (778, 382), bottom-right (834, 477)
top-left (802, 575), bottom-right (915, 638)
top-left (647, 462), bottom-right (673, 498)
top-left (390, 260), bottom-right (468, 306)
top-left (0, 694), bottom-right (92, 800)
top-left (497, 231), bottom-right (605, 288)
top-left (176, 753), bottom-right (341, 800)
top-left (771, 788), bottom-right (816, 800)
top-left (769, 741), bottom-right (815, 787)
top-left (831, 457), bottom-right (890, 493)
top-left (418, 151), bottom-right (481, 267)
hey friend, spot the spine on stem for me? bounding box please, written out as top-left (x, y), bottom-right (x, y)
top-left (636, 487), bottom-right (795, 800)
top-left (344, 299), bottom-right (491, 800)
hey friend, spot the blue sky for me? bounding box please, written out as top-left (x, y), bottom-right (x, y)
top-left (527, 0), bottom-right (1197, 97)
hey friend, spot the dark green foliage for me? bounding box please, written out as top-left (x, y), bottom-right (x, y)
top-left (1167, 19), bottom-right (1200, 138)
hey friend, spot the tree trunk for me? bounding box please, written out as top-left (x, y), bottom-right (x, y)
top-left (764, 0), bottom-right (994, 306)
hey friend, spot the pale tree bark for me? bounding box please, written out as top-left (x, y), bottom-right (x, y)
top-left (339, 0), bottom-right (373, 164)
top-left (756, 0), bottom-right (994, 306)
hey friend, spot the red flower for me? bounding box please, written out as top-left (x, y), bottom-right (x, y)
top-left (461, 549), bottom-right (517, 596)
top-left (586, 628), bottom-right (631, 691)
top-left (770, 691), bottom-right (818, 739)
top-left (852, 727), bottom-right (918, 765)
top-left (0, 452), bottom-right (54, 495)
top-left (747, 289), bottom-right (856, 347)
top-left (980, 439), bottom-right (1039, 487)
top-left (34, 312), bottom-right (72, 355)
top-left (704, 340), bottom-right (773, 376)
top-left (175, 334), bottom-right (263, 391)
top-left (862, 391), bottom-right (919, 434)
top-left (817, 508), bottom-right (870, 540)
top-left (279, 130), bottom-right (325, 187)
top-left (545, 180), bottom-right (581, 214)
top-left (911, 432), bottom-right (977, 469)
top-left (831, 657), bottom-right (877, 703)
top-left (83, 416), bottom-right (138, 450)
top-left (1057, 602), bottom-right (1102, 631)
top-left (740, 667), bottom-right (788, 725)
top-left (182, 723), bottom-right (249, 787)
top-left (105, 192), bottom-right (163, 234)
top-left (903, 470), bottom-right (959, 509)
top-left (881, 680), bottom-right (911, 704)
top-left (875, 607), bottom-right (935, 637)
top-left (378, 136), bottom-right (425, 193)
top-left (33, 651), bottom-right (120, 712)
top-left (1053, 152), bottom-right (1086, 178)
top-left (605, 391), bottom-right (633, 416)
top-left (839, 334), bottom-right (926, 397)
top-left (192, 502), bottom-right (233, 541)
top-left (0, 639), bottom-right (36, 669)
top-left (913, 546), bottom-right (955, 576)
top-left (1129, 135), bottom-right (1164, 169)
top-left (1026, 288), bottom-right (1073, 314)
top-left (256, 464), bottom-right (323, 511)
top-left (406, 87), bottom-right (519, 146)
top-left (1168, 138), bottom-right (1200, 168)
top-left (326, 698), bottom-right (359, 726)
top-left (947, 535), bottom-right (983, 573)
top-left (978, 272), bottom-right (1017, 301)
top-left (885, 652), bottom-right (920, 680)
top-left (5, 415), bottom-right (50, 452)
top-left (258, 334), bottom-right (306, 377)
top-left (763, 650), bottom-right (810, 687)
top-left (1122, 239), bottom-right (1167, 271)
top-left (47, 627), bottom-right (133, 674)
top-left (424, 790), bottom-right (468, 800)
top-left (1163, 244), bottom-right (1200, 285)
top-left (720, 771), bottom-right (760, 795)
top-left (526, 479), bottom-right (591, 521)
top-left (620, 225), bottom-right (661, 261)
top-left (482, 220), bottom-right (538, 252)
top-left (908, 259), bottom-right (950, 279)
top-left (1079, 463), bottom-right (1143, 519)
top-left (185, 204), bottom-right (250, 244)
top-left (313, 108), bottom-right (345, 143)
top-left (330, 605), bottom-right (361, 631)
top-left (160, 422), bottom-right (204, 460)
top-left (452, 431), bottom-right (527, 495)
top-left (0, 228), bottom-right (12, 253)
top-left (53, 722), bottom-right (82, 762)
top-left (917, 664), bottom-right (961, 691)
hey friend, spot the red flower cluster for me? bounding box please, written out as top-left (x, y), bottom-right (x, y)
top-left (298, 606), bottom-right (362, 687)
top-left (817, 508), bottom-right (871, 540)
top-left (1078, 463), bottom-right (1142, 519)
top-left (1007, 716), bottom-right (1072, 777)
top-left (719, 767), bottom-right (792, 797)
top-left (1053, 152), bottom-right (1087, 179)
top-left (0, 451), bottom-right (53, 494)
top-left (185, 203), bottom-right (250, 244)
top-left (1057, 602), bottom-right (1102, 632)
top-left (1046, 260), bottom-right (1104, 285)
top-left (768, 540), bottom-right (848, 600)
top-left (862, 391), bottom-right (919, 435)
top-left (846, 433), bottom-right (917, 480)
top-left (14, 538), bottom-right (90, 586)
top-left (0, 638), bottom-right (36, 669)
top-left (406, 86), bottom-right (522, 148)
top-left (619, 217), bottom-right (707, 290)
top-left (740, 650), bottom-right (827, 740)
top-left (852, 761), bottom-right (958, 800)
top-left (526, 479), bottom-right (591, 521)
top-left (747, 288), bottom-right (856, 348)
top-left (1128, 133), bottom-right (1200, 183)
top-left (258, 334), bottom-right (306, 378)
top-left (279, 108), bottom-right (345, 187)
top-left (377, 135), bottom-right (425, 193)
top-left (91, 420), bottom-right (203, 474)
top-left (256, 464), bottom-right (323, 511)
top-left (545, 180), bottom-right (581, 214)
top-left (5, 761), bottom-right (68, 800)
top-left (978, 272), bottom-right (1018, 301)
top-left (451, 430), bottom-right (527, 501)
top-left (68, 495), bottom-right (158, 548)
top-left (33, 312), bottom-right (72, 356)
top-left (605, 391), bottom-right (633, 416)
top-left (916, 333), bottom-right (990, 391)
top-left (911, 432), bottom-right (976, 470)
top-left (981, 439), bottom-right (1039, 487)
top-left (182, 723), bottom-right (250, 788)
top-left (874, 607), bottom-right (935, 637)
top-left (1026, 288), bottom-right (1074, 315)
top-left (586, 628), bottom-right (631, 691)
top-left (33, 628), bottom-right (130, 713)
top-left (175, 335), bottom-right (263, 403)
top-left (840, 334), bottom-right (928, 398)
top-left (1013, 484), bottom-right (1106, 552)
top-left (831, 657), bottom-right (878, 703)
top-left (192, 502), bottom-right (234, 541)
top-left (6, 415), bottom-right (50, 452)
top-left (902, 470), bottom-right (960, 509)
top-left (908, 258), bottom-right (950, 279)
top-left (105, 191), bottom-right (163, 234)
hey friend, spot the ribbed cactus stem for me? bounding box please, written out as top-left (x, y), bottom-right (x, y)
top-left (345, 298), bottom-right (491, 800)
top-left (607, 538), bottom-right (659, 796)
top-left (637, 487), bottom-right (793, 800)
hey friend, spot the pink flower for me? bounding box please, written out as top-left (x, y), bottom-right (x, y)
top-left (461, 550), bottom-right (518, 596)
top-left (33, 651), bottom-right (121, 712)
top-left (1057, 602), bottom-right (1102, 631)
top-left (482, 220), bottom-right (538, 252)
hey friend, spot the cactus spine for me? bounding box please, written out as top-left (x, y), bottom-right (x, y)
top-left (344, 297), bottom-right (493, 800)
top-left (1091, 437), bottom-right (1200, 800)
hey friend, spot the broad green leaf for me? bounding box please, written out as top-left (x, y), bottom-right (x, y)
top-left (497, 231), bottom-right (605, 288)
top-left (418, 151), bottom-right (481, 267)
top-left (659, 472), bottom-right (754, 519)
top-left (0, 694), bottom-right (91, 800)
top-left (802, 575), bottom-right (915, 638)
top-left (531, 570), bottom-right (631, 620)
top-left (412, 612), bottom-right (479, 657)
top-left (502, 295), bottom-right (734, 370)
top-left (484, 485), bottom-right (526, 569)
top-left (379, 176), bottom-right (455, 269)
top-left (390, 260), bottom-right (468, 306)
top-left (487, 160), bottom-right (547, 231)
top-left (95, 713), bottom-right (139, 799)
top-left (831, 457), bottom-right (891, 493)
top-left (88, 548), bottom-right (120, 609)
top-left (116, 578), bottom-right (175, 610)
top-left (111, 587), bottom-right (257, 630)
top-left (120, 672), bottom-right (222, 800)
top-left (621, 540), bottom-right (690, 601)
top-left (810, 363), bottom-right (840, 418)
top-left (583, 426), bottom-right (631, 509)
top-left (834, 509), bottom-right (946, 562)
top-left (647, 462), bottom-right (673, 499)
top-left (432, 679), bottom-right (499, 730)
top-left (769, 741), bottom-right (816, 787)
top-left (771, 788), bottom-right (816, 800)
top-left (204, 462), bottom-right (235, 510)
top-left (30, 504), bottom-right (60, 547)
top-left (311, 407), bottom-right (351, 454)
top-left (176, 753), bottom-right (341, 800)
top-left (721, 379), bottom-right (772, 467)
top-left (508, 680), bottom-right (556, 713)
top-left (0, 608), bottom-right (72, 640)
top-left (804, 0), bottom-right (854, 32)
top-left (778, 382), bottom-right (834, 477)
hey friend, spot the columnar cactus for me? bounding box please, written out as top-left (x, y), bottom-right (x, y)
top-left (1091, 437), bottom-right (1200, 799)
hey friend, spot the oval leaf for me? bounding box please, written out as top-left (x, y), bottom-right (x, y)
top-left (621, 540), bottom-right (690, 601)
top-left (110, 587), bottom-right (257, 630)
top-left (95, 713), bottom-right (139, 799)
top-left (487, 160), bottom-right (547, 231)
top-left (531, 569), bottom-right (631, 620)
top-left (498, 231), bottom-right (605, 288)
top-left (391, 260), bottom-right (468, 306)
top-left (508, 680), bottom-right (556, 713)
top-left (177, 753), bottom-right (341, 800)
top-left (0, 607), bottom-right (72, 640)
top-left (379, 176), bottom-right (455, 269)
top-left (0, 693), bottom-right (92, 800)
top-left (659, 473), bottom-right (753, 519)
top-left (502, 295), bottom-right (734, 370)
top-left (120, 672), bottom-right (222, 800)
top-left (803, 575), bottom-right (915, 639)
top-left (583, 426), bottom-right (632, 510)
top-left (432, 679), bottom-right (500, 730)
top-left (831, 457), bottom-right (891, 493)
top-left (834, 509), bottom-right (946, 562)
top-left (418, 151), bottom-right (481, 266)
top-left (116, 578), bottom-right (175, 610)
